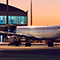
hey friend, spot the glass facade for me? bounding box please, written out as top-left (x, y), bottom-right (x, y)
top-left (0, 16), bottom-right (27, 25)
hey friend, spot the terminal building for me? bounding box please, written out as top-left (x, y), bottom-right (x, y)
top-left (0, 3), bottom-right (28, 43)
top-left (0, 3), bottom-right (28, 25)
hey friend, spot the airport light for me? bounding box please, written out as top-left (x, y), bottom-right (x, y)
top-left (6, 0), bottom-right (8, 24)
top-left (31, 0), bottom-right (32, 26)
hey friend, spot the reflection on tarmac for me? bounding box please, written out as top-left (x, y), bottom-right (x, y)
top-left (0, 44), bottom-right (60, 60)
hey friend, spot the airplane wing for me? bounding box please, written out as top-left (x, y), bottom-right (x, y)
top-left (0, 31), bottom-right (42, 39)
top-left (0, 31), bottom-right (32, 37)
top-left (0, 31), bottom-right (19, 35)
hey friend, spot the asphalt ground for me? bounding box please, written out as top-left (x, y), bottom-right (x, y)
top-left (0, 44), bottom-right (60, 60)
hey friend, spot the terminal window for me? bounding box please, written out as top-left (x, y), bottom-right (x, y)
top-left (0, 16), bottom-right (27, 25)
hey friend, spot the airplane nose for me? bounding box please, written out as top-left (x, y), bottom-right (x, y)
top-left (57, 29), bottom-right (60, 35)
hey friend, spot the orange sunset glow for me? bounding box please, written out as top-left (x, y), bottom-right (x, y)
top-left (0, 0), bottom-right (60, 26)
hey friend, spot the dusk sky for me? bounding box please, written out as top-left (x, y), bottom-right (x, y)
top-left (0, 0), bottom-right (60, 26)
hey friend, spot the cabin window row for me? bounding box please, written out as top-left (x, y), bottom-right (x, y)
top-left (16, 30), bottom-right (54, 32)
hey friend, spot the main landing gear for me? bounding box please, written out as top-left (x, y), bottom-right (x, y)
top-left (25, 37), bottom-right (31, 47)
top-left (47, 40), bottom-right (54, 47)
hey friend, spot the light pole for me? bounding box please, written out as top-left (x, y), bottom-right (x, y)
top-left (31, 0), bottom-right (32, 26)
top-left (6, 0), bottom-right (8, 24)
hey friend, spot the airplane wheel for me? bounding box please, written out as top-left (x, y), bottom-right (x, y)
top-left (48, 44), bottom-right (50, 47)
top-left (48, 43), bottom-right (54, 47)
top-left (29, 43), bottom-right (31, 47)
top-left (25, 43), bottom-right (28, 46)
top-left (25, 43), bottom-right (31, 47)
top-left (58, 44), bottom-right (59, 46)
top-left (51, 44), bottom-right (54, 47)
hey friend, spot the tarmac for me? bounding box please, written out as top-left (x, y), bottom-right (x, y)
top-left (0, 44), bottom-right (60, 60)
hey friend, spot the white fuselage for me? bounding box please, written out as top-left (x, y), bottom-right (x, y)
top-left (16, 26), bottom-right (60, 39)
